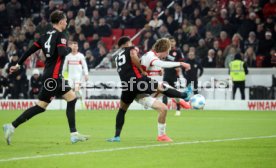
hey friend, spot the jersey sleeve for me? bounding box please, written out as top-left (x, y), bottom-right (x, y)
top-left (140, 52), bottom-right (159, 70)
top-left (57, 33), bottom-right (72, 57)
top-left (62, 54), bottom-right (69, 74)
top-left (18, 40), bottom-right (42, 65)
top-left (81, 54), bottom-right (89, 75)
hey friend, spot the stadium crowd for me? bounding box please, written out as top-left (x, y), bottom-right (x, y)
top-left (0, 0), bottom-right (276, 99)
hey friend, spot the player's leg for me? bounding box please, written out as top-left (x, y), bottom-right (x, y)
top-left (151, 100), bottom-right (172, 142)
top-left (3, 100), bottom-right (48, 145)
top-left (136, 95), bottom-right (172, 142)
top-left (62, 85), bottom-right (89, 143)
top-left (107, 90), bottom-right (133, 142)
top-left (157, 83), bottom-right (192, 101)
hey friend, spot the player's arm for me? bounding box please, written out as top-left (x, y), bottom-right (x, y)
top-left (62, 56), bottom-right (69, 74)
top-left (151, 59), bottom-right (191, 70)
top-left (81, 54), bottom-right (89, 81)
top-left (10, 42), bottom-right (41, 73)
top-left (57, 34), bottom-right (72, 57)
top-left (130, 48), bottom-right (146, 75)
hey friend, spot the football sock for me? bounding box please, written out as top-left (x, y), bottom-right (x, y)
top-left (66, 98), bottom-right (77, 133)
top-left (163, 87), bottom-right (187, 98)
top-left (115, 108), bottom-right (127, 137)
top-left (158, 123), bottom-right (166, 136)
top-left (175, 98), bottom-right (181, 110)
top-left (163, 96), bottom-right (168, 105)
top-left (12, 105), bottom-right (45, 128)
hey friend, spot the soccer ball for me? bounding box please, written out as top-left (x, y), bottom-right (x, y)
top-left (190, 94), bottom-right (206, 110)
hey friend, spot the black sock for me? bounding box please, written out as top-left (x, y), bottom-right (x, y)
top-left (12, 105), bottom-right (45, 128)
top-left (66, 98), bottom-right (77, 133)
top-left (115, 108), bottom-right (127, 137)
top-left (176, 104), bottom-right (180, 110)
top-left (163, 96), bottom-right (168, 105)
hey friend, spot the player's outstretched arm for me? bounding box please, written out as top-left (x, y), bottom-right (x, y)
top-left (10, 43), bottom-right (41, 74)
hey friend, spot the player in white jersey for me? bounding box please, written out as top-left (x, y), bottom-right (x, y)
top-left (134, 38), bottom-right (191, 142)
top-left (62, 41), bottom-right (88, 100)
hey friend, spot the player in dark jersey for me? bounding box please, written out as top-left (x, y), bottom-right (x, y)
top-left (107, 36), bottom-right (193, 142)
top-left (163, 36), bottom-right (185, 116)
top-left (3, 10), bottom-right (89, 145)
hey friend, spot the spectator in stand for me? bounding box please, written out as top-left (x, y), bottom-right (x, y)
top-left (5, 53), bottom-right (28, 99)
top-left (270, 48), bottom-right (276, 66)
top-left (0, 2), bottom-right (10, 37)
top-left (263, 0), bottom-right (276, 19)
top-left (223, 33), bottom-right (243, 58)
top-left (244, 47), bottom-right (257, 67)
top-left (90, 33), bottom-right (100, 49)
top-left (186, 26), bottom-right (200, 47)
top-left (85, 50), bottom-right (95, 70)
top-left (68, 0), bottom-right (82, 17)
top-left (0, 68), bottom-right (8, 98)
top-left (212, 40), bottom-right (220, 53)
top-left (91, 9), bottom-right (100, 23)
top-left (141, 30), bottom-right (155, 52)
top-left (81, 19), bottom-right (94, 37)
top-left (205, 31), bottom-right (215, 49)
top-left (196, 39), bottom-right (208, 63)
top-left (132, 9), bottom-right (147, 29)
top-left (165, 15), bottom-right (178, 35)
top-left (44, 0), bottom-right (56, 20)
top-left (230, 6), bottom-right (245, 29)
top-left (205, 16), bottom-right (222, 38)
top-left (83, 41), bottom-right (92, 54)
top-left (174, 3), bottom-right (184, 24)
top-left (221, 18), bottom-right (236, 38)
top-left (75, 9), bottom-right (89, 27)
top-left (6, 0), bottom-right (22, 26)
top-left (149, 12), bottom-right (163, 29)
top-left (106, 7), bottom-right (120, 28)
top-left (99, 0), bottom-right (109, 16)
top-left (97, 18), bottom-right (112, 37)
top-left (224, 47), bottom-right (237, 68)
top-left (216, 49), bottom-right (224, 68)
top-left (36, 18), bottom-right (51, 35)
top-left (0, 49), bottom-right (8, 68)
top-left (203, 49), bottom-right (216, 67)
top-left (182, 43), bottom-right (190, 58)
top-left (182, 0), bottom-right (197, 18)
top-left (264, 16), bottom-right (274, 31)
top-left (86, 0), bottom-right (97, 17)
top-left (218, 31), bottom-right (231, 52)
top-left (29, 69), bottom-right (42, 99)
top-left (238, 12), bottom-right (257, 39)
top-left (195, 18), bottom-right (205, 38)
top-left (258, 31), bottom-right (275, 59)
top-left (119, 9), bottom-right (133, 28)
top-left (243, 31), bottom-right (259, 53)
top-left (92, 42), bottom-right (107, 68)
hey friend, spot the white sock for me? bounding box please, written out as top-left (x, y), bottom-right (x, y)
top-left (70, 132), bottom-right (79, 136)
top-left (158, 123), bottom-right (166, 136)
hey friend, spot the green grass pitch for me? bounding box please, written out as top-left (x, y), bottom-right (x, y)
top-left (0, 110), bottom-right (276, 168)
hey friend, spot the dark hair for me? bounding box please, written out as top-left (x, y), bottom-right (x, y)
top-left (118, 36), bottom-right (130, 47)
top-left (50, 10), bottom-right (66, 24)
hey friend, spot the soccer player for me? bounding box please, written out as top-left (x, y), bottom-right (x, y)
top-left (134, 38), bottom-right (191, 141)
top-left (107, 37), bottom-right (192, 142)
top-left (162, 36), bottom-right (185, 116)
top-left (62, 41), bottom-right (88, 102)
top-left (3, 10), bottom-right (89, 145)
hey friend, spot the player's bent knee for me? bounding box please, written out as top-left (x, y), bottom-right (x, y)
top-left (37, 100), bottom-right (49, 109)
top-left (63, 90), bottom-right (77, 102)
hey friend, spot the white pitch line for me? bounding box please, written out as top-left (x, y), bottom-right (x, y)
top-left (1, 135), bottom-right (276, 163)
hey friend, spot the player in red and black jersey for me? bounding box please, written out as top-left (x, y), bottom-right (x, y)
top-left (163, 36), bottom-right (186, 116)
top-left (3, 10), bottom-right (89, 145)
top-left (108, 36), bottom-right (192, 142)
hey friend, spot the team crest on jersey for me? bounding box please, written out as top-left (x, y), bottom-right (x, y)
top-left (61, 38), bottom-right (67, 44)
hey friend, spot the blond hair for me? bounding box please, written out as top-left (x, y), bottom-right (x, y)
top-left (152, 38), bottom-right (171, 53)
